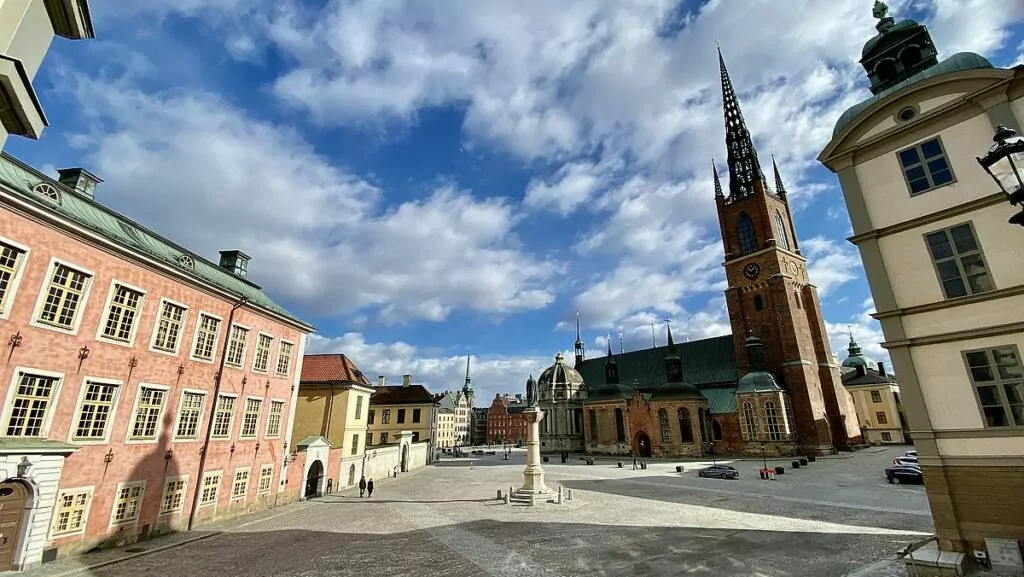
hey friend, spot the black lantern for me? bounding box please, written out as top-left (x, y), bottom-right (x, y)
top-left (16, 456), bottom-right (33, 477)
top-left (977, 124), bottom-right (1024, 225)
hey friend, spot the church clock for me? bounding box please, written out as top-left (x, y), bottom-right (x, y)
top-left (743, 262), bottom-right (761, 280)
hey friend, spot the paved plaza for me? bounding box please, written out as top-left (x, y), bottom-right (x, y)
top-left (28, 446), bottom-right (931, 577)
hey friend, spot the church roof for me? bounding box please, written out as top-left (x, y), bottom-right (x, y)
top-left (538, 352), bottom-right (585, 386)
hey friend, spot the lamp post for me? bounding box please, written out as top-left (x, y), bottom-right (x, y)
top-left (761, 443), bottom-right (768, 471)
top-left (976, 124), bottom-right (1024, 226)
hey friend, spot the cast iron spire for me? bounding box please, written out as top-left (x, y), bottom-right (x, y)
top-left (719, 47), bottom-right (766, 199)
top-left (772, 154), bottom-right (787, 198)
top-left (574, 308), bottom-right (585, 368)
top-left (712, 156), bottom-right (724, 198)
top-left (463, 350), bottom-right (472, 390)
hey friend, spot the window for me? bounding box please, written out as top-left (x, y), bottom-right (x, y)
top-left (380, 432), bottom-right (389, 444)
top-left (100, 283), bottom-right (145, 343)
top-left (275, 341), bottom-right (294, 376)
top-left (753, 295), bottom-right (764, 311)
top-left (698, 407), bottom-right (709, 443)
top-left (110, 481), bottom-right (145, 526)
top-left (588, 409), bottom-right (598, 441)
top-left (965, 346), bottom-right (1024, 427)
top-left (368, 409), bottom-right (375, 424)
top-left (881, 432), bottom-right (893, 442)
top-left (36, 262), bottom-right (91, 330)
top-left (397, 408), bottom-right (406, 424)
top-left (794, 291), bottom-right (802, 309)
top-left (412, 431), bottom-right (420, 442)
top-left (898, 137), bottom-right (954, 195)
top-left (34, 182), bottom-right (60, 201)
top-left (351, 434), bottom-right (360, 455)
top-left (875, 411), bottom-right (888, 424)
top-left (381, 409), bottom-right (391, 424)
top-left (192, 313), bottom-right (221, 361)
top-left (240, 398), bottom-right (262, 438)
top-left (257, 465), bottom-right (274, 494)
top-left (159, 476), bottom-right (188, 515)
top-left (51, 488), bottom-right (91, 536)
top-left (764, 401), bottom-right (783, 441)
top-left (737, 212), bottom-right (758, 255)
top-left (712, 419), bottom-right (723, 441)
top-left (774, 210), bottom-right (790, 250)
top-left (231, 469), bottom-right (250, 500)
top-left (355, 396), bottom-right (363, 420)
top-left (265, 400), bottom-right (284, 438)
top-left (925, 223), bottom-right (993, 299)
top-left (413, 408), bottom-right (421, 423)
top-left (871, 390), bottom-right (882, 403)
top-left (742, 401), bottom-right (758, 441)
top-left (614, 408), bottom-right (625, 442)
top-left (897, 107), bottom-right (916, 122)
top-left (200, 472), bottom-right (221, 506)
top-left (252, 333), bottom-right (273, 372)
top-left (225, 325), bottom-right (250, 367)
top-left (72, 380), bottom-right (119, 441)
top-left (678, 408), bottom-right (693, 443)
top-left (174, 392), bottom-right (205, 440)
top-left (211, 395), bottom-right (236, 438)
top-left (152, 300), bottom-right (187, 353)
top-left (658, 409), bottom-right (671, 444)
top-left (128, 386), bottom-right (167, 441)
top-left (4, 372), bottom-right (61, 437)
top-left (0, 242), bottom-right (27, 316)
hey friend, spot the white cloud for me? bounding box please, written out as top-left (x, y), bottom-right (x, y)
top-left (524, 161), bottom-right (608, 214)
top-left (802, 236), bottom-right (863, 296)
top-left (926, 0), bottom-right (1024, 58)
top-left (825, 298), bottom-right (892, 373)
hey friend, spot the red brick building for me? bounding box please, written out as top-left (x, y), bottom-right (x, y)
top-left (486, 394), bottom-right (527, 445)
top-left (0, 155), bottom-right (314, 569)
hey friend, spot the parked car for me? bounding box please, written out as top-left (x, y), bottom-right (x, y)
top-left (905, 450), bottom-right (917, 458)
top-left (886, 464), bottom-right (923, 484)
top-left (697, 465), bottom-right (739, 479)
top-left (893, 455), bottom-right (918, 466)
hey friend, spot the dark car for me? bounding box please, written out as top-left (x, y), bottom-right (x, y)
top-left (697, 465), bottom-right (739, 479)
top-left (886, 464), bottom-right (923, 484)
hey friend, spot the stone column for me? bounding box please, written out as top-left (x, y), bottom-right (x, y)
top-left (516, 407), bottom-right (553, 497)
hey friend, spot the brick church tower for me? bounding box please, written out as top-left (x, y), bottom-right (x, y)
top-left (713, 49), bottom-right (863, 454)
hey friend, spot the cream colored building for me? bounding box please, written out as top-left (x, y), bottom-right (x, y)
top-left (1, 0), bottom-right (94, 152)
top-left (818, 3), bottom-right (1024, 558)
top-left (839, 335), bottom-right (907, 445)
top-left (367, 375), bottom-right (438, 450)
top-left (434, 399), bottom-right (457, 449)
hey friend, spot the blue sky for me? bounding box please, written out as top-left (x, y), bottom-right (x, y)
top-left (10, 0), bottom-right (1023, 403)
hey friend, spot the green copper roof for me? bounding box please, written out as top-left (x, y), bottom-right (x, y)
top-left (587, 382), bottom-right (636, 401)
top-left (0, 438), bottom-right (78, 454)
top-left (833, 52), bottom-right (994, 137)
top-left (0, 153), bottom-right (313, 330)
top-left (295, 435), bottom-right (329, 450)
top-left (736, 371), bottom-right (783, 395)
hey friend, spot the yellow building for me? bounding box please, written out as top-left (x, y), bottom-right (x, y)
top-left (433, 393), bottom-right (458, 449)
top-left (839, 335), bottom-right (907, 445)
top-left (291, 354), bottom-right (374, 489)
top-left (368, 375), bottom-right (438, 450)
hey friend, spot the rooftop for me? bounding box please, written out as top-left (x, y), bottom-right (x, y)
top-left (301, 354), bottom-right (373, 385)
top-left (370, 384), bottom-right (437, 405)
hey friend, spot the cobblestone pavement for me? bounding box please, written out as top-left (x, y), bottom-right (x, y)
top-left (25, 446), bottom-right (932, 577)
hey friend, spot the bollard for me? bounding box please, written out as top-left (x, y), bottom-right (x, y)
top-left (792, 461), bottom-right (800, 469)
top-left (504, 494), bottom-right (510, 505)
top-left (567, 489), bottom-right (573, 500)
top-left (799, 457), bottom-right (808, 466)
top-left (617, 462), bottom-right (623, 468)
top-left (775, 466), bottom-right (785, 475)
top-left (497, 489), bottom-right (503, 499)
top-left (808, 455), bottom-right (816, 463)
top-left (530, 494), bottom-right (537, 507)
top-left (676, 465), bottom-right (683, 473)
top-left (557, 486), bottom-right (563, 504)
top-left (509, 485), bottom-right (514, 500)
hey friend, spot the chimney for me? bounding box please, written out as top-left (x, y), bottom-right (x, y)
top-left (377, 375), bottom-right (386, 387)
top-left (57, 167), bottom-right (102, 200)
top-left (877, 362), bottom-right (886, 376)
top-left (218, 250), bottom-right (251, 277)
top-left (402, 374), bottom-right (411, 388)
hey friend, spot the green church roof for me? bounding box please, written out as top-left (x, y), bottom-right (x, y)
top-left (0, 153), bottom-right (314, 331)
top-left (736, 371), bottom-right (783, 395)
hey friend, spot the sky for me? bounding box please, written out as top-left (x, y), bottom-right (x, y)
top-left (11, 0), bottom-right (1024, 406)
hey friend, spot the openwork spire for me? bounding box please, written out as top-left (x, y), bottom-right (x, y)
top-left (772, 155), bottom-right (787, 197)
top-left (463, 351), bottom-right (472, 390)
top-left (712, 157), bottom-right (723, 198)
top-left (719, 47), bottom-right (766, 199)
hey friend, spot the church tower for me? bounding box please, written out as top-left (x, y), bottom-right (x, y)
top-left (574, 309), bottom-right (586, 370)
top-left (714, 49), bottom-right (862, 453)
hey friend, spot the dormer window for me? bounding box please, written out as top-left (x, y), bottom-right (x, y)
top-left (177, 255), bottom-right (195, 270)
top-left (33, 183), bottom-right (60, 202)
top-left (218, 250), bottom-right (251, 277)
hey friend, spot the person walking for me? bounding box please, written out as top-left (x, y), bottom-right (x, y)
top-left (358, 475), bottom-right (367, 497)
top-left (366, 478), bottom-right (374, 498)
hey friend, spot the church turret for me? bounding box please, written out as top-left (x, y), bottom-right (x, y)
top-left (664, 321), bottom-right (684, 384)
top-left (859, 1), bottom-right (939, 95)
top-left (720, 47), bottom-right (769, 200)
top-left (574, 309), bottom-right (585, 370)
top-left (604, 335), bottom-right (620, 385)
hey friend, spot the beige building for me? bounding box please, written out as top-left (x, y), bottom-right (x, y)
top-left (433, 395), bottom-right (457, 449)
top-left (291, 354), bottom-right (374, 489)
top-left (818, 3), bottom-right (1024, 559)
top-left (1, 0), bottom-right (94, 152)
top-left (367, 375), bottom-right (438, 450)
top-left (839, 335), bottom-right (907, 445)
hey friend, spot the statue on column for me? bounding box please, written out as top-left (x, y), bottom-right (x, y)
top-left (526, 375), bottom-right (538, 407)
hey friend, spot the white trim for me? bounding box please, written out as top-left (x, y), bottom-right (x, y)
top-left (108, 479), bottom-right (147, 529)
top-left (28, 256), bottom-right (96, 336)
top-left (238, 395), bottom-right (264, 439)
top-left (210, 392), bottom-right (239, 440)
top-left (198, 470), bottom-right (223, 508)
top-left (224, 323), bottom-right (252, 369)
top-left (0, 233), bottom-right (31, 321)
top-left (280, 335), bottom-right (307, 493)
top-left (148, 297), bottom-right (190, 357)
top-left (171, 388), bottom-right (208, 442)
top-left (123, 383), bottom-right (172, 445)
top-left (229, 466), bottom-right (251, 501)
top-left (66, 376), bottom-right (125, 445)
top-left (157, 474), bottom-right (190, 517)
top-left (256, 463), bottom-right (275, 495)
top-left (93, 278), bottom-right (148, 347)
top-left (250, 331), bottom-right (274, 374)
top-left (48, 485), bottom-right (95, 540)
top-left (1, 366), bottom-right (66, 438)
top-left (188, 310), bottom-right (223, 364)
top-left (264, 397), bottom-right (286, 439)
top-left (275, 339), bottom-right (296, 377)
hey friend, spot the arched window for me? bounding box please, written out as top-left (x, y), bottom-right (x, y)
top-left (712, 419), bottom-right (723, 441)
top-left (678, 408), bottom-right (694, 443)
top-left (737, 212), bottom-right (758, 255)
top-left (658, 409), bottom-right (671, 443)
top-left (697, 407), bottom-right (708, 443)
top-left (794, 291), bottom-right (802, 309)
top-left (742, 401), bottom-right (758, 441)
top-left (753, 294), bottom-right (764, 311)
top-left (588, 409), bottom-right (598, 441)
top-left (765, 401), bottom-right (783, 441)
top-left (774, 210), bottom-right (790, 250)
top-left (348, 464), bottom-right (356, 485)
top-left (614, 408), bottom-right (626, 442)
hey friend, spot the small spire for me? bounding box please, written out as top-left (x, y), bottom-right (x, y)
top-left (665, 318), bottom-right (676, 350)
top-left (719, 47), bottom-right (767, 199)
top-left (712, 156), bottom-right (723, 198)
top-left (574, 308), bottom-right (584, 347)
top-left (771, 155), bottom-right (787, 197)
top-left (464, 350), bottom-right (472, 389)
top-left (650, 318), bottom-right (657, 348)
top-left (618, 330), bottom-right (625, 354)
top-left (606, 332), bottom-right (613, 357)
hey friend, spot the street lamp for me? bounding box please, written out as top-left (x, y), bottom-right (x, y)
top-left (977, 124), bottom-right (1024, 226)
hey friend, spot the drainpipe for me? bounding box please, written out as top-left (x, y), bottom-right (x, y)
top-left (187, 296), bottom-right (248, 531)
top-left (324, 383), bottom-right (336, 443)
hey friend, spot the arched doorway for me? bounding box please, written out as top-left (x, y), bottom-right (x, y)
top-left (347, 464), bottom-right (356, 486)
top-left (634, 432), bottom-right (652, 458)
top-left (0, 481), bottom-right (30, 571)
top-left (304, 460), bottom-right (324, 498)
top-left (400, 445), bottom-right (409, 472)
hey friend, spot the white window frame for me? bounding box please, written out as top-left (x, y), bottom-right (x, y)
top-left (251, 332), bottom-right (274, 373)
top-left (210, 393), bottom-right (238, 440)
top-left (0, 235), bottom-right (31, 321)
top-left (224, 323), bottom-right (251, 368)
top-left (199, 471), bottom-right (222, 508)
top-left (264, 398), bottom-right (285, 439)
top-left (238, 396), bottom-right (263, 439)
top-left (94, 279), bottom-right (148, 347)
top-left (256, 464), bottom-right (274, 495)
top-left (275, 339), bottom-right (295, 377)
top-left (28, 256), bottom-right (96, 336)
top-left (49, 486), bottom-right (94, 539)
top-left (108, 479), bottom-right (147, 528)
top-left (171, 388), bottom-right (208, 441)
top-left (124, 383), bottom-right (171, 444)
top-left (230, 467), bottom-right (251, 501)
top-left (158, 474), bottom-right (189, 516)
top-left (67, 377), bottom-right (124, 445)
top-left (2, 366), bottom-right (66, 438)
top-left (189, 310), bottom-right (223, 364)
top-left (148, 297), bottom-right (190, 357)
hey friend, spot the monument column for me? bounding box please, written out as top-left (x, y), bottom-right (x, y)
top-left (515, 406), bottom-right (553, 497)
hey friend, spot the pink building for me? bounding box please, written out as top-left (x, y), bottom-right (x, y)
top-left (0, 155), bottom-right (314, 570)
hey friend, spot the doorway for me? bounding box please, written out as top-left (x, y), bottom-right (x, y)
top-left (304, 460), bottom-right (324, 498)
top-left (0, 482), bottom-right (29, 571)
top-left (634, 432), bottom-right (652, 458)
top-left (348, 464), bottom-right (356, 486)
top-left (400, 445), bottom-right (409, 473)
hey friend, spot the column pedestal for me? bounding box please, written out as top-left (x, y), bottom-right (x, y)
top-left (514, 407), bottom-right (554, 499)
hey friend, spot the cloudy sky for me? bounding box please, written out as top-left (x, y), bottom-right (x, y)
top-left (13, 0), bottom-right (1024, 404)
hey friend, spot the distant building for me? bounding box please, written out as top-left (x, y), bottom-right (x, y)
top-left (470, 407), bottom-right (489, 446)
top-left (838, 336), bottom-right (907, 445)
top-left (367, 375), bottom-right (437, 450)
top-left (433, 393), bottom-right (457, 449)
top-left (486, 393), bottom-right (527, 445)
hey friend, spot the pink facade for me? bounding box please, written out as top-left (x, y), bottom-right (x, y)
top-left (0, 164), bottom-right (313, 565)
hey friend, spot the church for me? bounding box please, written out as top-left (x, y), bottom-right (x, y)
top-left (536, 51), bottom-right (864, 458)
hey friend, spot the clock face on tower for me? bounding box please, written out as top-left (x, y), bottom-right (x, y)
top-left (743, 263), bottom-right (761, 280)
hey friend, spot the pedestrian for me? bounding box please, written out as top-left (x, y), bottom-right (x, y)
top-left (367, 478), bottom-right (374, 498)
top-left (358, 475), bottom-right (366, 497)
top-left (632, 455), bottom-right (638, 470)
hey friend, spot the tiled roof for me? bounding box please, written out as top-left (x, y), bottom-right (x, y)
top-left (0, 153), bottom-right (313, 330)
top-left (300, 354), bottom-right (372, 385)
top-left (370, 384), bottom-right (437, 405)
top-left (436, 394), bottom-right (457, 413)
top-left (841, 366), bottom-right (898, 387)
